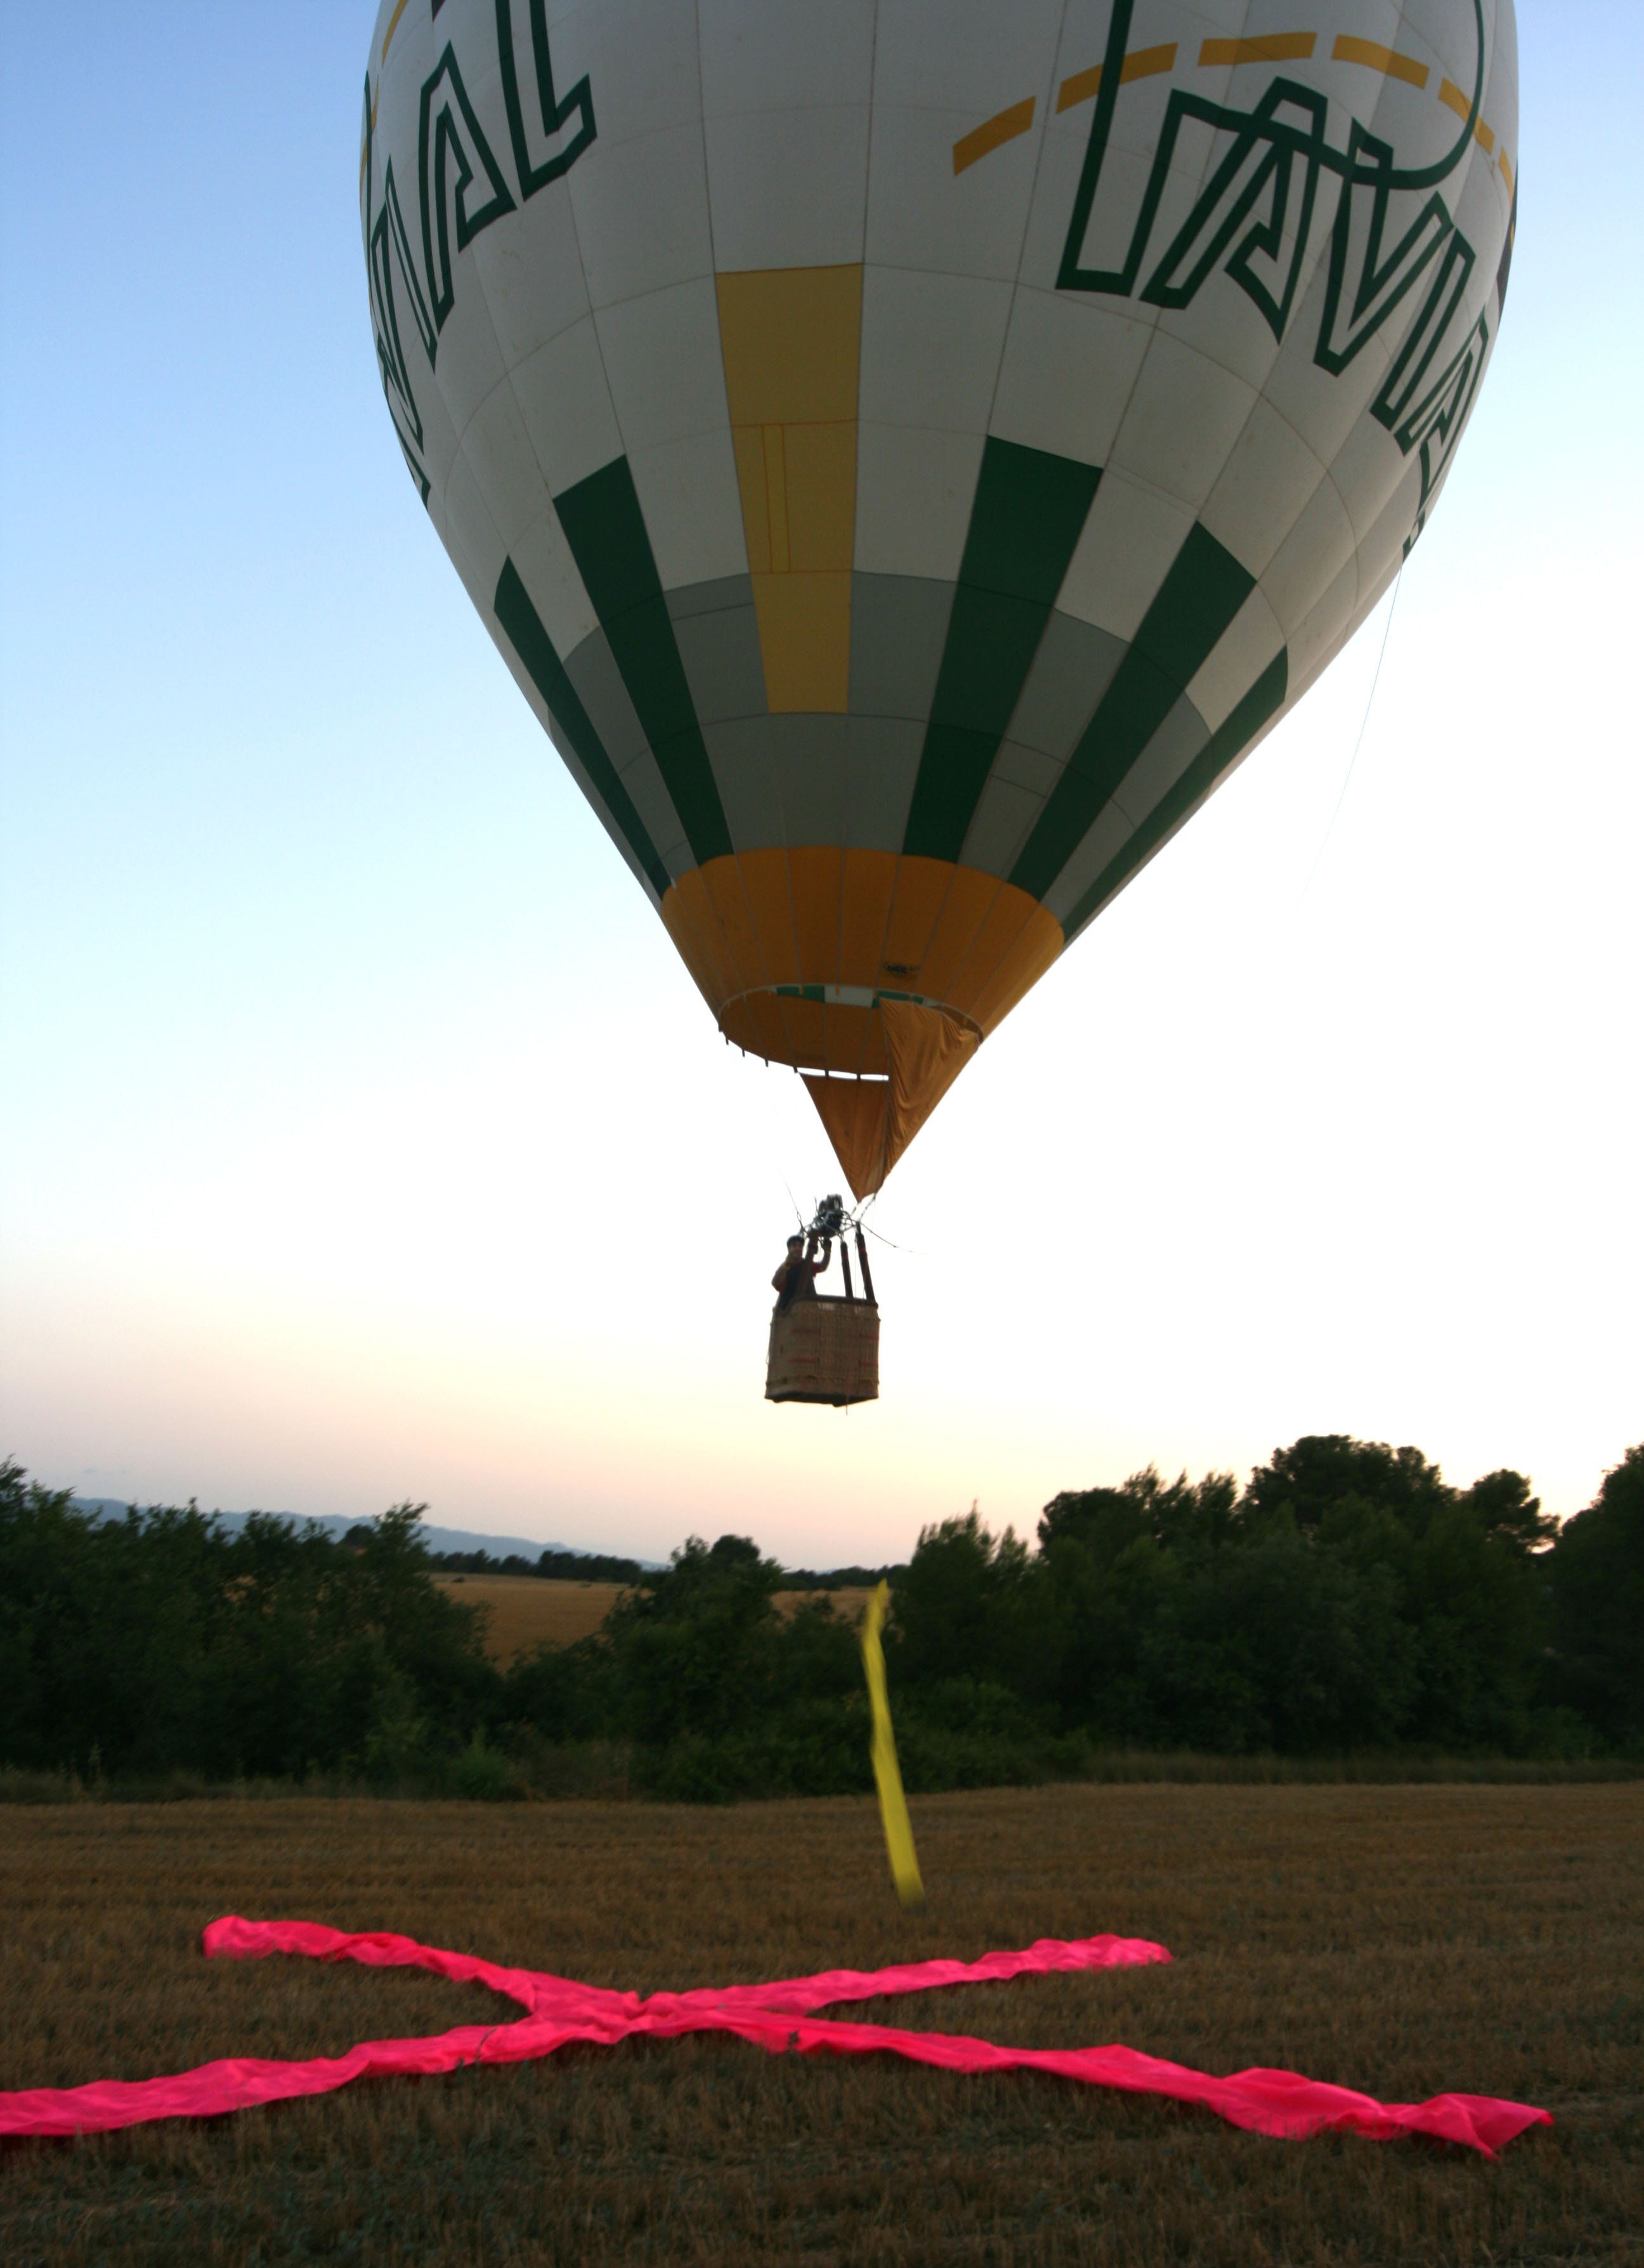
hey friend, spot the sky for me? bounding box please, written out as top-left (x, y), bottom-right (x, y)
top-left (1, 4), bottom-right (1639, 1569)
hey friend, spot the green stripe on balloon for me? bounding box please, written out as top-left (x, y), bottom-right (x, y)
top-left (901, 438), bottom-right (1102, 863)
top-left (492, 557), bottom-right (672, 899)
top-left (1010, 523), bottom-right (1255, 901)
top-left (552, 457), bottom-right (733, 866)
top-left (1060, 646), bottom-right (1288, 943)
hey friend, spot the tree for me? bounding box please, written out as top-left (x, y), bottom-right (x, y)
top-left (1241, 1435), bottom-right (1451, 1539)
top-left (1548, 1447), bottom-right (1644, 1747)
top-left (602, 1535), bottom-right (786, 1743)
top-left (1038, 1465), bottom-right (1237, 1566)
top-left (889, 1507), bottom-right (1034, 1693)
top-left (1402, 1495), bottom-right (1547, 1747)
top-left (1458, 1470), bottom-right (1556, 1552)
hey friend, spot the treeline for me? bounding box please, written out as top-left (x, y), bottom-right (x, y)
top-left (412, 1541), bottom-right (649, 1586)
top-left (890, 1442), bottom-right (1641, 1767)
top-left (771, 1564), bottom-right (907, 1592)
top-left (2, 1439), bottom-right (1639, 1800)
top-left (408, 1533), bottom-right (897, 1587)
top-left (407, 1537), bottom-right (902, 1591)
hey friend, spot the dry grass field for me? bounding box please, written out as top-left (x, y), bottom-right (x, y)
top-left (433, 1575), bottom-right (625, 1658)
top-left (781, 1585), bottom-right (873, 1629)
top-left (1, 1784), bottom-right (1639, 2265)
top-left (435, 1577), bottom-right (874, 1662)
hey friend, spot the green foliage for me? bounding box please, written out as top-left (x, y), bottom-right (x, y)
top-left (1547, 1445), bottom-right (1644, 1747)
top-left (896, 1438), bottom-right (1591, 1760)
top-left (485, 1534), bottom-right (868, 1799)
top-left (3, 1437), bottom-right (1640, 1801)
top-left (602, 1534), bottom-right (786, 1743)
top-left (888, 1506), bottom-right (1036, 1691)
top-left (0, 1466), bottom-right (493, 1781)
top-left (427, 1543), bottom-right (648, 1583)
top-left (451, 1731), bottom-right (518, 1801)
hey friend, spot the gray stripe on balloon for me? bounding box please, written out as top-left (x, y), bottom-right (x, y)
top-left (492, 561), bottom-right (672, 901)
top-left (1060, 651), bottom-right (1289, 946)
top-left (1009, 526), bottom-right (1254, 905)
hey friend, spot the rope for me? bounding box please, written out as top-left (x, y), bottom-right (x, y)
top-left (1299, 564), bottom-right (1402, 906)
top-left (856, 1199), bottom-right (923, 1258)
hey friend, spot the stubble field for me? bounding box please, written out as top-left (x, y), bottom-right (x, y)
top-left (1, 1783), bottom-right (1639, 2265)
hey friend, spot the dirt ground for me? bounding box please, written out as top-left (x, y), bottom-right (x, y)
top-left (434, 1576), bottom-right (873, 1661)
top-left (1, 1783), bottom-right (1639, 2265)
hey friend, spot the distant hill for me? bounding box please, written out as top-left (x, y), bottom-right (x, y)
top-left (68, 1499), bottom-right (662, 1568)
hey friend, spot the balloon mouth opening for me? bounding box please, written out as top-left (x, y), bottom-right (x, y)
top-left (719, 982), bottom-right (984, 1056)
top-left (761, 999), bottom-right (981, 1200)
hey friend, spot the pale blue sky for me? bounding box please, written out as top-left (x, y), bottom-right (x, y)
top-left (1, 4), bottom-right (1640, 1563)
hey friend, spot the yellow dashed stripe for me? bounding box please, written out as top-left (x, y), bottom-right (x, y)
top-left (1200, 34), bottom-right (1317, 67)
top-left (1056, 44), bottom-right (1177, 112)
top-left (380, 0), bottom-right (412, 67)
top-left (359, 81), bottom-right (376, 196)
top-left (1331, 34), bottom-right (1429, 89)
top-left (1440, 75), bottom-right (1495, 152)
top-left (960, 27), bottom-right (1513, 199)
top-left (952, 98), bottom-right (1036, 176)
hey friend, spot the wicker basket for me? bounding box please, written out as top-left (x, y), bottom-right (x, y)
top-left (766, 1298), bottom-right (880, 1406)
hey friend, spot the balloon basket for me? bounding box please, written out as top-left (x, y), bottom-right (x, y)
top-left (766, 1298), bottom-right (879, 1407)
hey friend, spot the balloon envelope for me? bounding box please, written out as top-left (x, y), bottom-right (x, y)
top-left (362, 0), bottom-right (1517, 1193)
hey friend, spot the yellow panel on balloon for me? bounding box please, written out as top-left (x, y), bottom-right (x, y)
top-left (749, 571), bottom-right (854, 712)
top-left (717, 266), bottom-right (862, 713)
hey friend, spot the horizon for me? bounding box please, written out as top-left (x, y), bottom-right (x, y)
top-left (45, 1418), bottom-right (1622, 1567)
top-left (2, 4), bottom-right (1639, 1563)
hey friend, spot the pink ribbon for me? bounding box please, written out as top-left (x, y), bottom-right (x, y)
top-left (0, 1917), bottom-right (1549, 2154)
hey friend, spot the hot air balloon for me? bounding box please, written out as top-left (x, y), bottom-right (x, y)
top-left (360, 0), bottom-right (1517, 1215)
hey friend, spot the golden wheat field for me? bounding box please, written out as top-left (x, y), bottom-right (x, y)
top-left (1, 1784), bottom-right (1639, 2265)
top-left (433, 1575), bottom-right (625, 1657)
top-left (434, 1577), bottom-right (875, 1662)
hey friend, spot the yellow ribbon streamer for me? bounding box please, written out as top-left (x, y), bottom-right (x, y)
top-left (860, 1580), bottom-right (923, 1907)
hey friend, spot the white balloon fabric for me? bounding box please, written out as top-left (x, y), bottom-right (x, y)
top-left (361, 0), bottom-right (1517, 1190)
